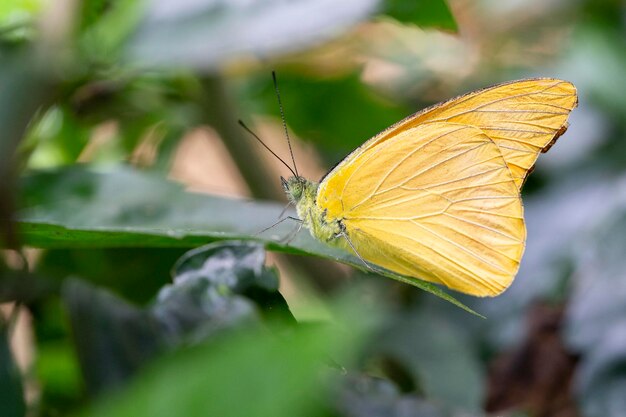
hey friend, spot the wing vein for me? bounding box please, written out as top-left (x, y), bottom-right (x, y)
top-left (377, 141), bottom-right (487, 195)
top-left (409, 220), bottom-right (512, 276)
top-left (483, 119), bottom-right (561, 130)
top-left (399, 160), bottom-right (504, 191)
top-left (428, 179), bottom-right (516, 195)
top-left (439, 215), bottom-right (522, 262)
top-left (365, 223), bottom-right (502, 292)
top-left (482, 127), bottom-right (554, 135)
top-left (472, 109), bottom-right (569, 115)
top-left (337, 138), bottom-right (400, 205)
top-left (454, 195), bottom-right (517, 203)
top-left (498, 145), bottom-right (536, 154)
top-left (442, 212), bottom-right (522, 242)
top-left (352, 126), bottom-right (469, 209)
top-left (456, 207), bottom-right (523, 219)
top-left (486, 135), bottom-right (545, 147)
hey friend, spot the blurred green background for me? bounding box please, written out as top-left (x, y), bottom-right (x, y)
top-left (1, 0), bottom-right (626, 416)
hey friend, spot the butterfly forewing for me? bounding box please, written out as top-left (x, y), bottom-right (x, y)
top-left (322, 79), bottom-right (577, 190)
top-left (317, 122), bottom-right (525, 296)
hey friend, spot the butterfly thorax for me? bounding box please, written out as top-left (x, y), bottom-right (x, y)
top-left (281, 176), bottom-right (343, 244)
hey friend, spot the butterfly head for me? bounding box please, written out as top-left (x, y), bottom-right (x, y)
top-left (281, 176), bottom-right (309, 203)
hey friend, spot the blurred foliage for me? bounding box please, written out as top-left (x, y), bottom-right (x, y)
top-left (383, 0), bottom-right (457, 31)
top-left (63, 242), bottom-right (296, 395)
top-left (0, 325), bottom-right (26, 417)
top-left (83, 310), bottom-right (361, 417)
top-left (126, 0), bottom-right (380, 70)
top-left (1, 0), bottom-right (626, 416)
top-left (239, 71), bottom-right (411, 163)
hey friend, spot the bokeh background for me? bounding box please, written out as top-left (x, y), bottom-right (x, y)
top-left (1, 0), bottom-right (626, 416)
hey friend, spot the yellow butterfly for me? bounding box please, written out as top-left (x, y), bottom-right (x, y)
top-left (269, 78), bottom-right (577, 297)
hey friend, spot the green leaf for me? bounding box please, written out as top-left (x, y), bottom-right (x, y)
top-left (83, 318), bottom-right (358, 417)
top-left (16, 166), bottom-right (480, 315)
top-left (0, 0), bottom-right (42, 17)
top-left (24, 106), bottom-right (92, 169)
top-left (382, 0), bottom-right (457, 31)
top-left (17, 165), bottom-right (296, 248)
top-left (79, 0), bottom-right (145, 64)
top-left (1, 52), bottom-right (55, 248)
top-left (35, 339), bottom-right (83, 410)
top-left (126, 0), bottom-right (381, 70)
top-left (0, 0), bottom-right (43, 41)
top-left (0, 326), bottom-right (25, 417)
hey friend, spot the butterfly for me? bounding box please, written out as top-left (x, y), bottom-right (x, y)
top-left (257, 78), bottom-right (578, 297)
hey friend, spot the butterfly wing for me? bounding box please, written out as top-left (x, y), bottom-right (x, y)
top-left (317, 122), bottom-right (525, 296)
top-left (322, 79), bottom-right (577, 189)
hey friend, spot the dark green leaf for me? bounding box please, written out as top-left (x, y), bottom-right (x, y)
top-left (383, 0), bottom-right (457, 31)
top-left (127, 0), bottom-right (381, 70)
top-left (36, 248), bottom-right (184, 304)
top-left (163, 242), bottom-right (295, 327)
top-left (17, 166), bottom-right (282, 248)
top-left (153, 241), bottom-right (291, 344)
top-left (63, 279), bottom-right (165, 395)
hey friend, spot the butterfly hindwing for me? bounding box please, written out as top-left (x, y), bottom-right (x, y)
top-left (317, 122), bottom-right (525, 296)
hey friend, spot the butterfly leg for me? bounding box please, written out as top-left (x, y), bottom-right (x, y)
top-left (255, 216), bottom-right (301, 237)
top-left (278, 201), bottom-right (293, 219)
top-left (338, 231), bottom-right (375, 273)
top-left (281, 218), bottom-right (304, 245)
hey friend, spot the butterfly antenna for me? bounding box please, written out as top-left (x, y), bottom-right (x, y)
top-left (272, 71), bottom-right (299, 177)
top-left (238, 120), bottom-right (297, 178)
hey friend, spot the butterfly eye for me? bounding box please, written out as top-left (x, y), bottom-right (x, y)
top-left (291, 183), bottom-right (303, 200)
